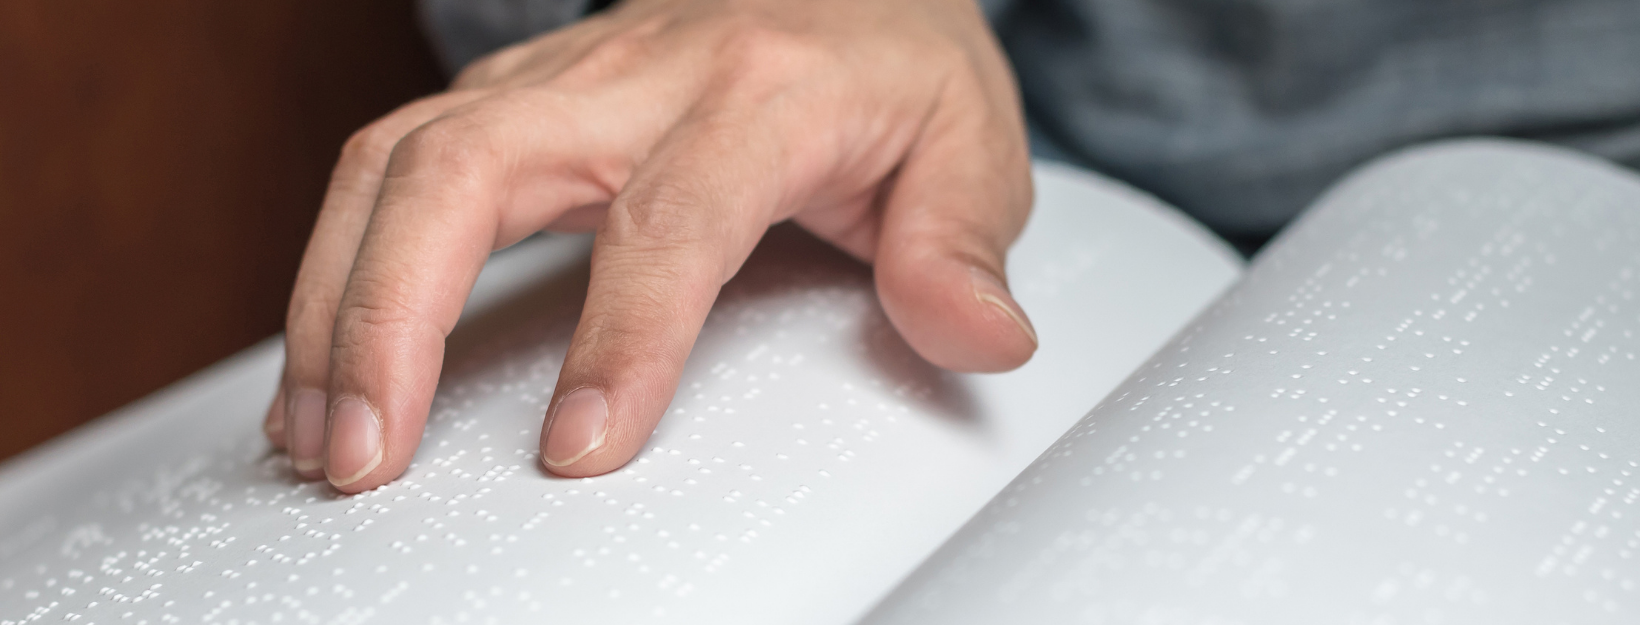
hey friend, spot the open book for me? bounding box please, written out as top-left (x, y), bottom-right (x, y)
top-left (2, 139), bottom-right (1636, 624)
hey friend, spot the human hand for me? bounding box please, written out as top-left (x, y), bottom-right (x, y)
top-left (261, 0), bottom-right (1036, 492)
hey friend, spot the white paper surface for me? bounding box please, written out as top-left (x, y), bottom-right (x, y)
top-left (0, 163), bottom-right (1240, 624)
top-left (864, 140), bottom-right (1640, 624)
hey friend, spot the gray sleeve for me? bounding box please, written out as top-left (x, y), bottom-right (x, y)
top-left (419, 0), bottom-right (1019, 75)
top-left (974, 0), bottom-right (1019, 21)
top-left (418, 0), bottom-right (594, 73)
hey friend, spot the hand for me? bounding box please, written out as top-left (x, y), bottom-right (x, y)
top-left (261, 0), bottom-right (1037, 492)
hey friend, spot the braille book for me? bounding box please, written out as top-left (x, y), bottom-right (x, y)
top-left (2, 139), bottom-right (1636, 624)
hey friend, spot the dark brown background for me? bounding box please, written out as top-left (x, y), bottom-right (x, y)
top-left (0, 2), bottom-right (446, 461)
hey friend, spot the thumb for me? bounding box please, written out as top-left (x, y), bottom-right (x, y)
top-left (873, 104), bottom-right (1037, 373)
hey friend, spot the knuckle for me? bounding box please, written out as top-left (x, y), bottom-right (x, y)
top-left (454, 39), bottom-right (534, 88)
top-left (332, 303), bottom-right (404, 348)
top-left (391, 115), bottom-right (499, 176)
top-left (452, 56), bottom-right (501, 89)
top-left (451, 62), bottom-right (493, 90)
top-left (608, 181), bottom-right (712, 248)
top-left (930, 218), bottom-right (995, 260)
top-left (333, 267), bottom-right (414, 331)
top-left (716, 21), bottom-right (827, 84)
top-left (897, 201), bottom-right (1008, 265)
top-left (330, 294), bottom-right (435, 359)
top-left (328, 137), bottom-right (392, 204)
top-left (339, 119), bottom-right (401, 166)
top-left (567, 31), bottom-right (653, 77)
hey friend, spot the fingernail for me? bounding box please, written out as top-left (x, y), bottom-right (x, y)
top-left (288, 388), bottom-right (327, 476)
top-left (264, 415), bottom-right (285, 439)
top-left (971, 266), bottom-right (1037, 347)
top-left (543, 388), bottom-right (608, 468)
top-left (326, 397), bottom-right (383, 488)
top-left (264, 394), bottom-right (286, 440)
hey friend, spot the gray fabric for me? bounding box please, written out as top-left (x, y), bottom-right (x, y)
top-left (418, 0), bottom-right (590, 74)
top-left (418, 0), bottom-right (1640, 241)
top-left (997, 0), bottom-right (1640, 239)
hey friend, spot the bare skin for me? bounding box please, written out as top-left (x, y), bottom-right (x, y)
top-left (261, 0), bottom-right (1036, 493)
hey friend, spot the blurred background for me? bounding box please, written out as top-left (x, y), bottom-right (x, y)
top-left (0, 2), bottom-right (446, 462)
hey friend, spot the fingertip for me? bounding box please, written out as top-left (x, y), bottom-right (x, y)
top-left (325, 397), bottom-right (387, 492)
top-left (539, 450), bottom-right (637, 478)
top-left (877, 255), bottom-right (1037, 373)
top-left (538, 386), bottom-right (646, 478)
top-left (967, 265), bottom-right (1038, 363)
top-left (539, 444), bottom-right (629, 478)
top-left (287, 388), bottom-right (329, 480)
top-left (541, 387), bottom-right (609, 468)
top-left (322, 393), bottom-right (420, 494)
top-left (292, 462), bottom-right (326, 481)
top-left (262, 384), bottom-right (287, 450)
top-left (327, 467), bottom-right (389, 495)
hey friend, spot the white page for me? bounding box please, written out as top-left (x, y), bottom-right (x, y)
top-left (864, 140), bottom-right (1640, 624)
top-left (0, 163), bottom-right (1239, 625)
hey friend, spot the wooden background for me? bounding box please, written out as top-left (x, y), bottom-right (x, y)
top-left (0, 2), bottom-right (447, 461)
